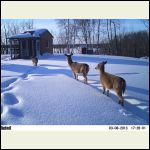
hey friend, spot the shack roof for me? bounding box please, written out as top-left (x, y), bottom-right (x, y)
top-left (8, 28), bottom-right (53, 39)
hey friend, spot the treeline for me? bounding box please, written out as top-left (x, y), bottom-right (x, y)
top-left (1, 20), bottom-right (34, 44)
top-left (56, 19), bottom-right (149, 57)
top-left (98, 31), bottom-right (149, 58)
top-left (1, 19), bottom-right (149, 58)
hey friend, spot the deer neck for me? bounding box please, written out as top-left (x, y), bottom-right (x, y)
top-left (100, 66), bottom-right (105, 74)
top-left (67, 58), bottom-right (73, 67)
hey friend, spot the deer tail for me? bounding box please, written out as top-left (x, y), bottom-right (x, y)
top-left (122, 78), bottom-right (126, 94)
top-left (86, 64), bottom-right (90, 74)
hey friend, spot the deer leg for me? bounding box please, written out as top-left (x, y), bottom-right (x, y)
top-left (83, 73), bottom-right (88, 84)
top-left (73, 72), bottom-right (76, 79)
top-left (103, 86), bottom-right (106, 94)
top-left (76, 74), bottom-right (78, 80)
top-left (120, 97), bottom-right (124, 106)
top-left (85, 76), bottom-right (88, 84)
top-left (106, 90), bottom-right (109, 96)
top-left (116, 91), bottom-right (124, 106)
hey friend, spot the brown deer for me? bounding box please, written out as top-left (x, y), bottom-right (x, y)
top-left (31, 56), bottom-right (38, 66)
top-left (64, 52), bottom-right (90, 84)
top-left (95, 61), bottom-right (126, 106)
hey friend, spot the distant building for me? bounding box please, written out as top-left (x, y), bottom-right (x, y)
top-left (7, 29), bottom-right (53, 59)
top-left (80, 44), bottom-right (93, 54)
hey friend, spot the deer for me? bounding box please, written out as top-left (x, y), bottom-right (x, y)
top-left (64, 52), bottom-right (90, 84)
top-left (31, 56), bottom-right (38, 66)
top-left (95, 61), bottom-right (126, 106)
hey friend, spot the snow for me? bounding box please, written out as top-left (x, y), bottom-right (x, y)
top-left (9, 33), bottom-right (34, 39)
top-left (1, 54), bottom-right (149, 125)
top-left (140, 56), bottom-right (149, 60)
top-left (8, 28), bottom-right (49, 39)
top-left (23, 28), bottom-right (49, 37)
top-left (31, 28), bottom-right (49, 37)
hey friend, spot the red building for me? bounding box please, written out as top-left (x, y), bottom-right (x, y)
top-left (7, 29), bottom-right (53, 59)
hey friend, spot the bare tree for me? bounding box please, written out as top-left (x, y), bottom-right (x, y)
top-left (141, 19), bottom-right (149, 32)
top-left (1, 20), bottom-right (35, 44)
top-left (97, 19), bottom-right (101, 52)
top-left (91, 19), bottom-right (96, 50)
top-left (112, 20), bottom-right (118, 55)
top-left (76, 19), bottom-right (92, 53)
top-left (55, 19), bottom-right (148, 57)
top-left (57, 19), bottom-right (72, 53)
top-left (67, 19), bottom-right (70, 52)
top-left (106, 19), bottom-right (111, 54)
top-left (111, 20), bottom-right (121, 55)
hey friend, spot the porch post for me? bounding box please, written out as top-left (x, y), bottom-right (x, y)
top-left (19, 39), bottom-right (21, 59)
top-left (32, 39), bottom-right (34, 56)
top-left (6, 38), bottom-right (8, 54)
top-left (26, 39), bottom-right (29, 57)
top-left (10, 39), bottom-right (12, 59)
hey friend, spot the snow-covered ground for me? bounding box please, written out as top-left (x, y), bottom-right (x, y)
top-left (1, 54), bottom-right (149, 125)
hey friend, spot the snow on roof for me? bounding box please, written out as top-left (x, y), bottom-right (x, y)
top-left (9, 33), bottom-right (33, 39)
top-left (9, 28), bottom-right (51, 39)
top-left (24, 28), bottom-right (49, 37)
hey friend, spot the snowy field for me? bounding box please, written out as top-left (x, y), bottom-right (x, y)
top-left (1, 54), bottom-right (149, 125)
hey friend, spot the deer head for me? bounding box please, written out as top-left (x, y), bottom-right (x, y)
top-left (95, 61), bottom-right (107, 72)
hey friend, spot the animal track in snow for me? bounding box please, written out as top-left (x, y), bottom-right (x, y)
top-left (23, 74), bottom-right (34, 81)
top-left (1, 78), bottom-right (18, 89)
top-left (2, 66), bottom-right (38, 93)
top-left (9, 108), bottom-right (24, 118)
top-left (1, 104), bottom-right (3, 114)
top-left (1, 65), bottom-right (38, 122)
top-left (1, 78), bottom-right (21, 93)
top-left (119, 109), bottom-right (132, 117)
top-left (1, 120), bottom-right (7, 125)
top-left (2, 93), bottom-right (19, 105)
top-left (1, 103), bottom-right (9, 116)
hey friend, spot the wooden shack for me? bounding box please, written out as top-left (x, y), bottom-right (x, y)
top-left (7, 29), bottom-right (53, 59)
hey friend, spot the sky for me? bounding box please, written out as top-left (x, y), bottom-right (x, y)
top-left (1, 19), bottom-right (148, 43)
top-left (1, 19), bottom-right (147, 34)
top-left (33, 19), bottom-right (58, 36)
top-left (34, 19), bottom-right (147, 35)
top-left (34, 19), bottom-right (148, 43)
top-left (121, 19), bottom-right (147, 32)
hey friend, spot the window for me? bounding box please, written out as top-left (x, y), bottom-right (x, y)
top-left (45, 41), bottom-right (49, 48)
top-left (22, 40), bottom-right (26, 49)
top-left (36, 41), bottom-right (40, 50)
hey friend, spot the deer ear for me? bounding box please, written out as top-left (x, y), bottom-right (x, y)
top-left (104, 61), bottom-right (107, 64)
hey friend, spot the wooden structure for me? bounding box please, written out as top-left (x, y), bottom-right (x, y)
top-left (7, 29), bottom-right (53, 59)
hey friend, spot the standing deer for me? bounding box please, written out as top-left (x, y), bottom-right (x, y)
top-left (64, 52), bottom-right (90, 84)
top-left (31, 56), bottom-right (38, 66)
top-left (95, 61), bottom-right (126, 106)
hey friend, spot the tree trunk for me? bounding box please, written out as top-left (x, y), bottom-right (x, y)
top-left (97, 20), bottom-right (101, 53)
top-left (113, 21), bottom-right (119, 55)
top-left (67, 19), bottom-right (70, 53)
top-left (107, 19), bottom-right (111, 55)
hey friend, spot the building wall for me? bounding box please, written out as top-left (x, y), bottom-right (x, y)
top-left (20, 39), bottom-right (30, 58)
top-left (40, 31), bottom-right (53, 54)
